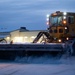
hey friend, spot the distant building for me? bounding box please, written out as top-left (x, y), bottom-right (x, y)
top-left (0, 31), bottom-right (10, 43)
top-left (0, 32), bottom-right (10, 39)
top-left (3, 27), bottom-right (47, 43)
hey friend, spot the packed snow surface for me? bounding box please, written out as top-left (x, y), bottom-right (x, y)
top-left (0, 55), bottom-right (75, 75)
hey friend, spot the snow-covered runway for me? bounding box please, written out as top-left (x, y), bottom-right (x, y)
top-left (0, 56), bottom-right (75, 75)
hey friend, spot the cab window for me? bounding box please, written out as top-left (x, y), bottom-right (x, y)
top-left (54, 29), bottom-right (57, 33)
top-left (68, 16), bottom-right (74, 24)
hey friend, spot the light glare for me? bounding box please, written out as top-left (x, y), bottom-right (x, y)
top-left (63, 16), bottom-right (66, 19)
top-left (58, 39), bottom-right (61, 42)
top-left (63, 12), bottom-right (67, 15)
top-left (46, 14), bottom-right (49, 18)
top-left (65, 27), bottom-right (67, 29)
top-left (46, 18), bottom-right (49, 21)
top-left (66, 37), bottom-right (69, 40)
top-left (47, 22), bottom-right (49, 25)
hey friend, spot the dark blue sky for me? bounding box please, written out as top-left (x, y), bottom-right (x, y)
top-left (0, 0), bottom-right (75, 31)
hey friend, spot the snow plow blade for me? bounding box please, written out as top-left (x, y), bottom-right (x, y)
top-left (0, 43), bottom-right (65, 60)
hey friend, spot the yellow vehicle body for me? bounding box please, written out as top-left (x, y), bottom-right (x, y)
top-left (47, 11), bottom-right (75, 42)
top-left (33, 11), bottom-right (75, 43)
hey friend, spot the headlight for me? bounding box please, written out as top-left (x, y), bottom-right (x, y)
top-left (58, 39), bottom-right (62, 42)
top-left (63, 12), bottom-right (67, 15)
top-left (46, 14), bottom-right (49, 18)
top-left (63, 20), bottom-right (67, 24)
top-left (63, 16), bottom-right (66, 19)
top-left (66, 37), bottom-right (69, 40)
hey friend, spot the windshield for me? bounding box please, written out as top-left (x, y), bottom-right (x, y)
top-left (50, 16), bottom-right (62, 26)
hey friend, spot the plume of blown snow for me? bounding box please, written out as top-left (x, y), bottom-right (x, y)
top-left (14, 55), bottom-right (75, 64)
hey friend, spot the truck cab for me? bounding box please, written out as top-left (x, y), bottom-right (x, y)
top-left (47, 11), bottom-right (75, 42)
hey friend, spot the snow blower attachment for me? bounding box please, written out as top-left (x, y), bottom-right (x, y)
top-left (0, 11), bottom-right (75, 60)
top-left (0, 43), bottom-right (65, 60)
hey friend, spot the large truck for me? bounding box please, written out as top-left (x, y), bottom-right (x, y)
top-left (0, 11), bottom-right (75, 60)
top-left (32, 11), bottom-right (75, 56)
top-left (33, 11), bottom-right (75, 43)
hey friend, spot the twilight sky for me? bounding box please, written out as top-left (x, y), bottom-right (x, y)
top-left (0, 0), bottom-right (75, 31)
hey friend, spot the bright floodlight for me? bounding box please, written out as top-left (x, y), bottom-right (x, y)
top-left (63, 16), bottom-right (66, 19)
top-left (65, 27), bottom-right (67, 29)
top-left (46, 22), bottom-right (49, 25)
top-left (63, 12), bottom-right (67, 15)
top-left (46, 18), bottom-right (49, 21)
top-left (46, 14), bottom-right (49, 18)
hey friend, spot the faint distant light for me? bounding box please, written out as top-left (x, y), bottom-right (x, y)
top-left (46, 14), bottom-right (49, 18)
top-left (14, 37), bottom-right (23, 42)
top-left (24, 36), bottom-right (28, 38)
top-left (31, 36), bottom-right (36, 39)
top-left (7, 37), bottom-right (10, 40)
top-left (63, 12), bottom-right (67, 15)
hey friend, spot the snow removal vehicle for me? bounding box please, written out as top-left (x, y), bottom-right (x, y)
top-left (33, 11), bottom-right (75, 43)
top-left (33, 11), bottom-right (75, 54)
top-left (0, 11), bottom-right (75, 60)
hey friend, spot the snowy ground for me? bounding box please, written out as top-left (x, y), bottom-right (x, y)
top-left (0, 56), bottom-right (75, 75)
